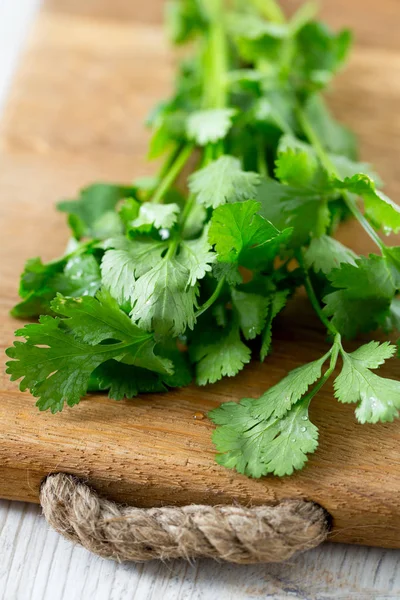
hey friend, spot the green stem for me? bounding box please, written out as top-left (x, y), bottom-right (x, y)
top-left (150, 145), bottom-right (193, 204)
top-left (296, 104), bottom-right (385, 253)
top-left (201, 0), bottom-right (228, 110)
top-left (195, 277), bottom-right (226, 318)
top-left (303, 334), bottom-right (341, 406)
top-left (250, 0), bottom-right (285, 23)
top-left (298, 250), bottom-right (338, 337)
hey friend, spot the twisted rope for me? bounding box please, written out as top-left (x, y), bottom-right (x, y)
top-left (40, 473), bottom-right (330, 563)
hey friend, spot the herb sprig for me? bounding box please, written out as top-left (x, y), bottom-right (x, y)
top-left (6, 0), bottom-right (400, 478)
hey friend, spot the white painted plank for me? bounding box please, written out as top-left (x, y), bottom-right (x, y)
top-left (1, 500), bottom-right (400, 600)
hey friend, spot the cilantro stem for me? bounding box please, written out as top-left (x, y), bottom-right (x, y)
top-left (296, 104), bottom-right (386, 253)
top-left (302, 334), bottom-right (341, 407)
top-left (297, 250), bottom-right (338, 337)
top-left (150, 144), bottom-right (193, 204)
top-left (201, 0), bottom-right (228, 110)
top-left (195, 277), bottom-right (226, 319)
top-left (250, 0), bottom-right (286, 23)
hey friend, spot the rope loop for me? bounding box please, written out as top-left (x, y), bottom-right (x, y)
top-left (40, 473), bottom-right (330, 563)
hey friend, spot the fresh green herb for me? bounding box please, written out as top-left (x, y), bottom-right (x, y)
top-left (6, 0), bottom-right (400, 478)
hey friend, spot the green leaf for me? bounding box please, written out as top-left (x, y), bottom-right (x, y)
top-left (250, 354), bottom-right (329, 420)
top-left (212, 262), bottom-right (243, 286)
top-left (231, 289), bottom-right (270, 340)
top-left (383, 246), bottom-right (400, 288)
top-left (208, 200), bottom-right (283, 264)
top-left (260, 289), bottom-right (289, 361)
top-left (101, 237), bottom-right (168, 305)
top-left (275, 145), bottom-right (319, 188)
top-left (259, 401), bottom-right (318, 476)
top-left (383, 298), bottom-right (400, 333)
top-left (334, 174), bottom-right (400, 235)
top-left (130, 257), bottom-right (198, 336)
top-left (256, 179), bottom-right (330, 247)
top-left (6, 291), bottom-right (171, 413)
top-left (323, 255), bottom-right (396, 338)
top-left (210, 397), bottom-right (318, 478)
top-left (177, 228), bottom-right (216, 285)
top-left (165, 0), bottom-right (205, 45)
top-left (303, 95), bottom-right (357, 159)
top-left (304, 235), bottom-right (358, 275)
top-left (57, 183), bottom-right (135, 239)
top-left (334, 342), bottom-right (400, 423)
top-left (11, 248), bottom-right (101, 319)
top-left (295, 21), bottom-right (352, 91)
top-left (51, 254), bottom-right (101, 298)
top-left (277, 134), bottom-right (379, 187)
top-left (228, 13), bottom-right (287, 63)
top-left (228, 13), bottom-right (287, 41)
top-left (131, 203), bottom-right (180, 230)
top-left (189, 156), bottom-right (261, 208)
top-left (186, 108), bottom-right (236, 145)
top-left (90, 361), bottom-right (167, 399)
top-left (91, 342), bottom-right (192, 400)
top-left (189, 321), bottom-right (251, 385)
top-left (11, 256), bottom-right (66, 318)
top-left (252, 90), bottom-right (296, 134)
top-left (118, 198), bottom-right (141, 228)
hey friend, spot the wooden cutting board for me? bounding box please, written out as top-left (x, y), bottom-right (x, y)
top-left (1, 0), bottom-right (400, 549)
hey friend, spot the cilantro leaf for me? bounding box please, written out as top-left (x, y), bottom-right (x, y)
top-left (383, 298), bottom-right (400, 333)
top-left (294, 21), bottom-right (352, 91)
top-left (250, 354), bottom-right (329, 420)
top-left (131, 203), bottom-right (180, 230)
top-left (275, 144), bottom-right (320, 188)
top-left (186, 109), bottom-right (236, 145)
top-left (101, 237), bottom-right (168, 305)
top-left (323, 255), bottom-right (396, 338)
top-left (6, 290), bottom-right (171, 413)
top-left (210, 397), bottom-right (318, 477)
top-left (256, 179), bottom-right (330, 246)
top-left (189, 321), bottom-right (251, 385)
top-left (305, 235), bottom-right (358, 275)
top-left (383, 246), bottom-right (400, 289)
top-left (58, 183), bottom-right (135, 239)
top-left (177, 228), bottom-right (216, 285)
top-left (188, 156), bottom-right (261, 208)
top-left (231, 289), bottom-right (270, 340)
top-left (90, 342), bottom-right (192, 400)
top-left (334, 342), bottom-right (400, 423)
top-left (130, 257), bottom-right (198, 336)
top-left (260, 289), bottom-right (289, 361)
top-left (90, 361), bottom-right (167, 399)
top-left (51, 254), bottom-right (101, 298)
top-left (334, 174), bottom-right (400, 235)
top-left (252, 90), bottom-right (296, 134)
top-left (11, 249), bottom-right (101, 319)
top-left (165, 0), bottom-right (206, 45)
top-left (208, 200), bottom-right (284, 264)
top-left (277, 134), bottom-right (379, 186)
top-left (303, 95), bottom-right (357, 159)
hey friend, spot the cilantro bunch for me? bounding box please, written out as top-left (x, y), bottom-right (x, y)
top-left (6, 0), bottom-right (400, 478)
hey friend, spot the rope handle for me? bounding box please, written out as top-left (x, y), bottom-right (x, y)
top-left (40, 473), bottom-right (331, 564)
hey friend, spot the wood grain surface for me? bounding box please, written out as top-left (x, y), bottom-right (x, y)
top-left (1, 0), bottom-right (400, 550)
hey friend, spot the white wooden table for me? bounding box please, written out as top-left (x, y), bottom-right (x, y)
top-left (1, 3), bottom-right (400, 599)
